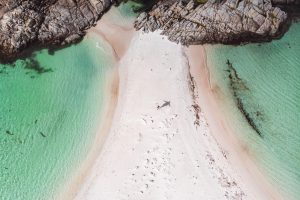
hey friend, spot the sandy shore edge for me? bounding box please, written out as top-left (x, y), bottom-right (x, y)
top-left (61, 5), bottom-right (282, 199)
top-left (74, 29), bottom-right (283, 199)
top-left (56, 47), bottom-right (119, 200)
top-left (55, 6), bottom-right (135, 199)
top-left (185, 45), bottom-right (282, 199)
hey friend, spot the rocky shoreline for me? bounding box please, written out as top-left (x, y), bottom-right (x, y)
top-left (0, 0), bottom-right (299, 62)
top-left (134, 0), bottom-right (298, 45)
top-left (0, 0), bottom-right (115, 62)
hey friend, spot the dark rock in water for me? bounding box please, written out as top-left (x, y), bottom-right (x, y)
top-left (0, 0), bottom-right (116, 62)
top-left (134, 0), bottom-right (296, 45)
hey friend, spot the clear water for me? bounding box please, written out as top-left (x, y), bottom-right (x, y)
top-left (0, 33), bottom-right (115, 200)
top-left (0, 1), bottom-right (140, 199)
top-left (206, 22), bottom-right (300, 199)
top-left (104, 1), bottom-right (143, 27)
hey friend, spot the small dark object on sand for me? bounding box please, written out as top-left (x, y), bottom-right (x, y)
top-left (157, 101), bottom-right (171, 110)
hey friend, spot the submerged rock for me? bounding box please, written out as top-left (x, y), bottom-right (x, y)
top-left (134, 0), bottom-right (294, 45)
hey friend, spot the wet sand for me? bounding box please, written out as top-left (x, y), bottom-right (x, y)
top-left (185, 45), bottom-right (282, 200)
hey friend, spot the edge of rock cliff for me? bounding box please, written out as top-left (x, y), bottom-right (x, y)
top-left (0, 0), bottom-right (115, 63)
top-left (134, 0), bottom-right (299, 46)
top-left (0, 0), bottom-right (299, 62)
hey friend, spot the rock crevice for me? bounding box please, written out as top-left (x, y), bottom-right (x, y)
top-left (0, 0), bottom-right (298, 61)
top-left (134, 0), bottom-right (293, 45)
top-left (0, 0), bottom-right (115, 61)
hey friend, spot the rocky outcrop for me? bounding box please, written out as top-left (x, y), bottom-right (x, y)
top-left (0, 0), bottom-right (115, 61)
top-left (134, 0), bottom-right (290, 45)
top-left (272, 0), bottom-right (300, 5)
top-left (0, 0), bottom-right (298, 61)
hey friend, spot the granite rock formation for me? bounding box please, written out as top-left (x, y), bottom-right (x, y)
top-left (272, 0), bottom-right (300, 4)
top-left (0, 0), bottom-right (114, 61)
top-left (134, 0), bottom-right (293, 45)
top-left (0, 0), bottom-right (298, 60)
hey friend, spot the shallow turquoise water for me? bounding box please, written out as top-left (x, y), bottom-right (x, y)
top-left (104, 1), bottom-right (142, 26)
top-left (0, 2), bottom-right (140, 199)
top-left (0, 33), bottom-right (115, 199)
top-left (207, 22), bottom-right (300, 199)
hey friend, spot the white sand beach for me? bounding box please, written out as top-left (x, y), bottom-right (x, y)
top-left (72, 28), bottom-right (280, 199)
top-left (59, 4), bottom-right (284, 200)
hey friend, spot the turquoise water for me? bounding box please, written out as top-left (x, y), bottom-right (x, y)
top-left (207, 22), bottom-right (300, 199)
top-left (105, 1), bottom-right (142, 26)
top-left (0, 33), bottom-right (115, 199)
top-left (0, 2), bottom-right (140, 199)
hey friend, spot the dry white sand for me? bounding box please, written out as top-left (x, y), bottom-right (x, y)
top-left (63, 5), bottom-right (282, 200)
top-left (73, 31), bottom-right (279, 200)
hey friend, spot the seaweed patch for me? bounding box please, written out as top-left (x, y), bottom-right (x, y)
top-left (39, 132), bottom-right (46, 138)
top-left (226, 59), bottom-right (263, 138)
top-left (23, 58), bottom-right (53, 74)
top-left (236, 97), bottom-right (263, 137)
top-left (226, 59), bottom-right (249, 91)
top-left (5, 130), bottom-right (14, 136)
top-left (0, 66), bottom-right (9, 75)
